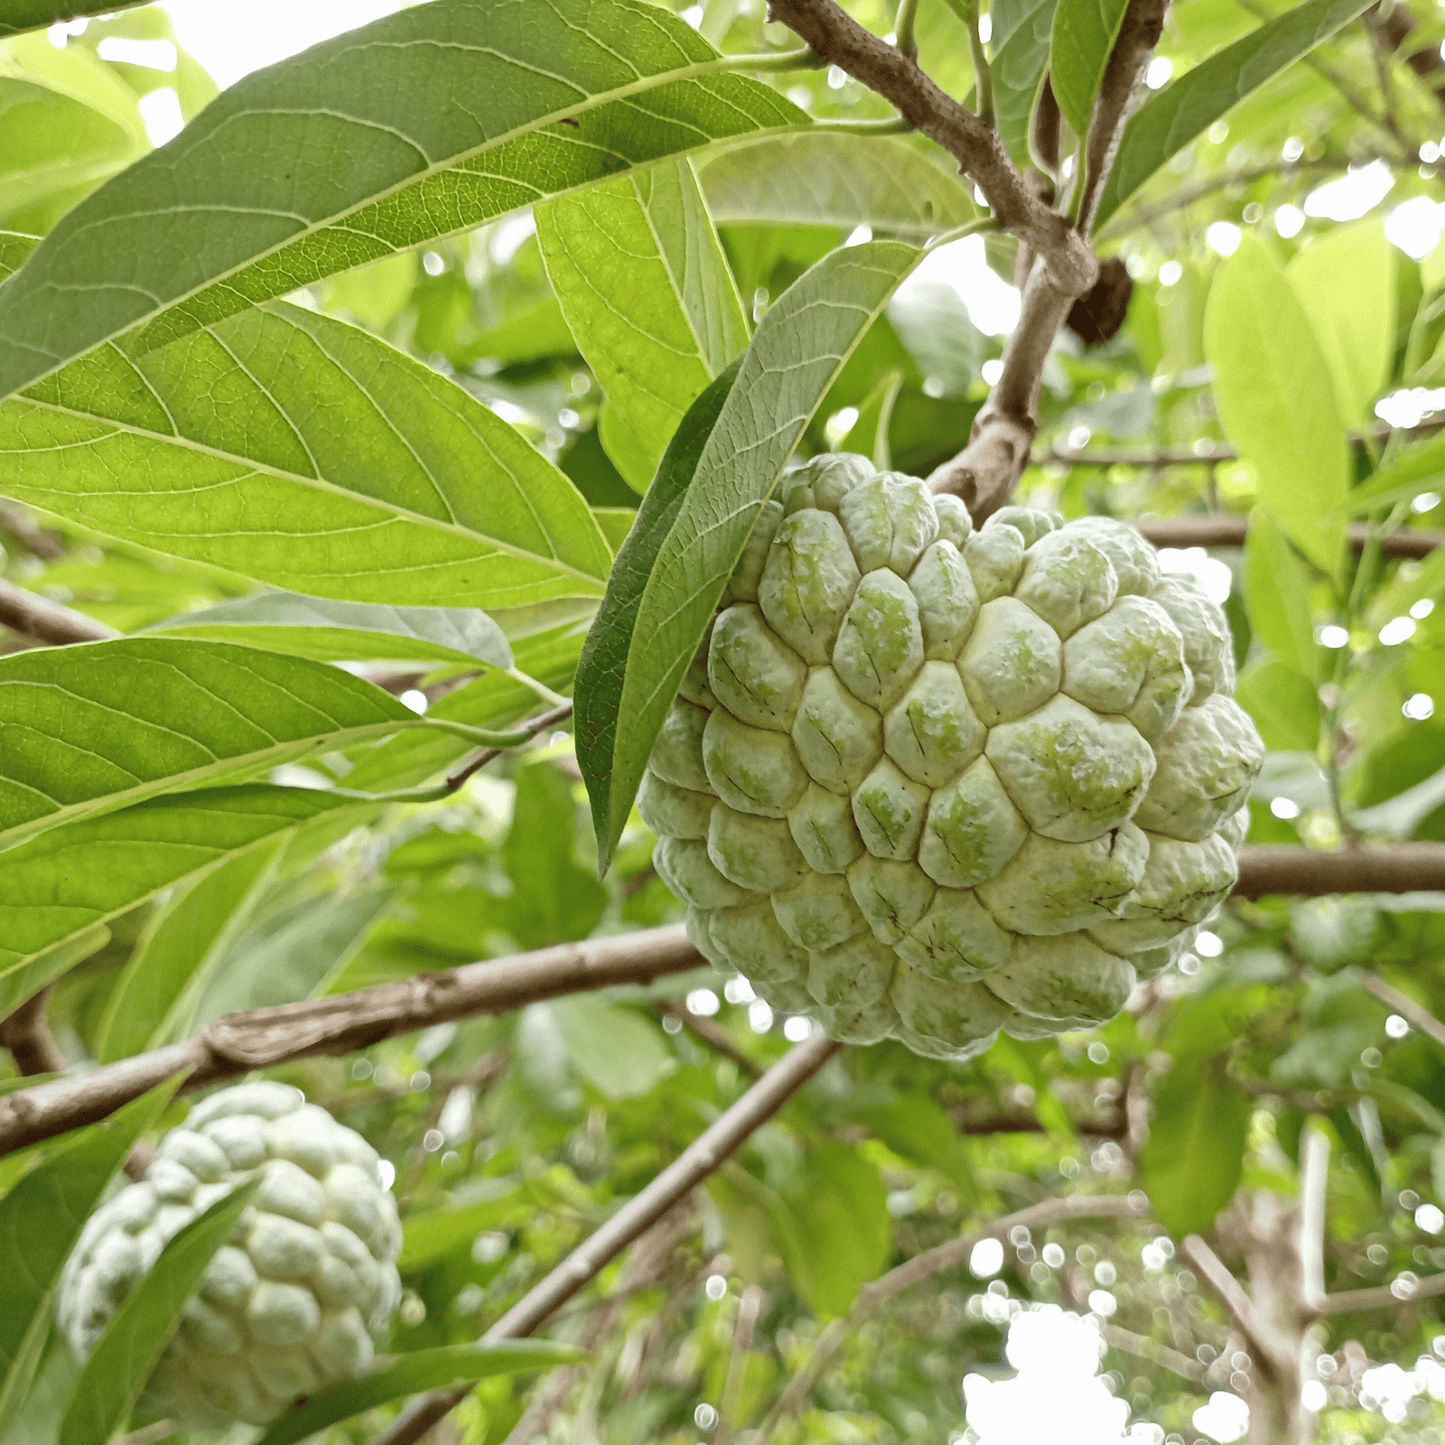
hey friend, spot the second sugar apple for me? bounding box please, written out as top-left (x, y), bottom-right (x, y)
top-left (643, 453), bottom-right (1263, 1060)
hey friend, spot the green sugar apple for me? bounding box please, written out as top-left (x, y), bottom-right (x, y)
top-left (643, 453), bottom-right (1264, 1061)
top-left (57, 1081), bottom-right (402, 1430)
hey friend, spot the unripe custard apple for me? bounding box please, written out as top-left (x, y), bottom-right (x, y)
top-left (643, 454), bottom-right (1264, 1060)
top-left (57, 1081), bottom-right (403, 1430)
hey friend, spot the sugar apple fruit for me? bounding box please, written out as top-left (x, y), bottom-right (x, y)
top-left (57, 1081), bottom-right (403, 1430)
top-left (643, 453), bottom-right (1264, 1061)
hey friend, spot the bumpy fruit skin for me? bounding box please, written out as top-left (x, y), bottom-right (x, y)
top-left (644, 454), bottom-right (1264, 1061)
top-left (57, 1082), bottom-right (403, 1430)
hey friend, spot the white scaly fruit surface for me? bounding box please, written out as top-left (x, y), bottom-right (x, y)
top-left (56, 1081), bottom-right (402, 1429)
top-left (643, 454), bottom-right (1264, 1060)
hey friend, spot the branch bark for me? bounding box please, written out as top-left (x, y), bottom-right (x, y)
top-left (0, 985), bottom-right (66, 1077)
top-left (372, 1029), bottom-right (842, 1445)
top-left (1356, 972), bottom-right (1445, 1052)
top-left (758, 1193), bottom-right (1148, 1438)
top-left (0, 576), bottom-right (115, 647)
top-left (1132, 515), bottom-right (1441, 559)
top-left (1181, 1232), bottom-right (1296, 1375)
top-left (1232, 843), bottom-right (1445, 899)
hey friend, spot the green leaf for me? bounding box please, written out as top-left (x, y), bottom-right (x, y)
top-left (502, 763), bottom-right (608, 949)
top-left (399, 1182), bottom-right (524, 1272)
top-left (597, 240), bottom-right (920, 868)
top-left (1286, 221), bottom-right (1396, 427)
top-left (698, 134), bottom-right (976, 237)
top-left (0, 926), bottom-right (111, 1021)
top-left (1343, 429), bottom-right (1445, 514)
top-left (0, 2), bottom-right (149, 36)
top-left (775, 1143), bottom-right (889, 1319)
top-left (0, 785), bottom-right (370, 975)
top-left (1, 298), bottom-right (612, 610)
top-left (840, 370), bottom-right (904, 469)
top-left (1093, 0), bottom-right (1375, 229)
top-left (1236, 658), bottom-right (1322, 751)
top-left (550, 997), bottom-right (674, 1099)
top-left (1050, 0), bottom-right (1132, 138)
top-left (145, 594), bottom-right (513, 671)
top-left (0, 1077), bottom-right (184, 1443)
top-left (1137, 1066), bottom-right (1248, 1236)
top-left (255, 1341), bottom-right (585, 1445)
top-left (594, 508), bottom-right (637, 555)
top-left (1243, 508), bottom-right (1319, 680)
top-left (991, 0), bottom-right (1059, 164)
top-left (0, 638), bottom-right (436, 854)
top-left (1204, 234), bottom-right (1347, 577)
top-left (0, 0), bottom-right (804, 401)
top-left (538, 159), bottom-right (749, 490)
top-left (575, 363), bottom-right (741, 869)
top-left (58, 1178), bottom-right (260, 1445)
top-left (93, 847), bottom-right (279, 1064)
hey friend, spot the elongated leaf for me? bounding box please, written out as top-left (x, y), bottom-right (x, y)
top-left (0, 785), bottom-right (370, 975)
top-left (0, 1078), bottom-right (184, 1443)
top-left (538, 160), bottom-right (748, 490)
top-left (1243, 508), bottom-right (1319, 680)
top-left (698, 134), bottom-right (975, 236)
top-left (1236, 657), bottom-right (1321, 751)
top-left (0, 926), bottom-right (111, 1021)
top-left (992, 0), bottom-right (1059, 164)
top-left (601, 241), bottom-right (919, 866)
top-left (1345, 430), bottom-right (1445, 513)
top-left (399, 1182), bottom-right (524, 1272)
top-left (1093, 0), bottom-right (1374, 229)
top-left (0, 2), bottom-right (149, 36)
top-left (59, 1179), bottom-right (260, 1445)
top-left (1, 297), bottom-right (612, 610)
top-left (256, 1341), bottom-right (585, 1445)
top-left (575, 365), bottom-right (741, 865)
top-left (146, 594), bottom-right (513, 670)
top-left (0, 0), bottom-right (805, 401)
top-left (93, 847), bottom-right (281, 1064)
top-left (1204, 235), bottom-right (1347, 577)
top-left (1286, 221), bottom-right (1395, 427)
top-left (840, 370), bottom-right (904, 469)
top-left (0, 638), bottom-right (439, 854)
top-left (1137, 1067), bottom-right (1248, 1236)
top-left (1050, 0), bottom-right (1131, 137)
top-left (551, 997), bottom-right (674, 1098)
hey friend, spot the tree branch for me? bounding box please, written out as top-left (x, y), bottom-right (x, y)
top-left (714, 1283), bottom-right (765, 1445)
top-left (758, 1193), bottom-right (1148, 1438)
top-left (1233, 844), bottom-right (1445, 898)
top-left (655, 1000), bottom-right (763, 1079)
top-left (0, 501), bottom-right (64, 559)
top-left (372, 1030), bottom-right (842, 1445)
top-left (1356, 973), bottom-right (1445, 1053)
top-left (1102, 1322), bottom-right (1206, 1384)
top-left (0, 576), bottom-right (115, 647)
top-left (1315, 1269), bottom-right (1445, 1314)
top-left (0, 985), bottom-right (66, 1076)
top-left (1132, 515), bottom-right (1442, 558)
top-left (1298, 1127), bottom-right (1330, 1313)
top-left (1181, 1233), bottom-right (1295, 1373)
top-left (765, 0), bottom-right (1093, 291)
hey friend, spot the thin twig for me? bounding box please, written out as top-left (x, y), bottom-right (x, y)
top-left (446, 701), bottom-right (574, 790)
top-left (1299, 1128), bottom-right (1330, 1312)
top-left (655, 1000), bottom-right (763, 1079)
top-left (0, 501), bottom-right (64, 559)
top-left (1130, 514), bottom-right (1442, 559)
top-left (1357, 974), bottom-right (1445, 1053)
top-left (371, 1030), bottom-right (842, 1445)
top-left (1102, 1322), bottom-right (1206, 1383)
top-left (715, 1284), bottom-right (765, 1445)
top-left (1181, 1234), bottom-right (1294, 1373)
top-left (0, 985), bottom-right (66, 1076)
top-left (1315, 1270), bottom-right (1445, 1314)
top-left (0, 576), bottom-right (115, 647)
top-left (758, 1194), bottom-right (1147, 1438)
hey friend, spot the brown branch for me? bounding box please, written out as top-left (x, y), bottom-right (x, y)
top-left (0, 501), bottom-right (64, 559)
top-left (1181, 1233), bottom-right (1295, 1374)
top-left (446, 701), bottom-right (574, 790)
top-left (715, 1284), bottom-right (765, 1445)
top-left (0, 985), bottom-right (66, 1076)
top-left (372, 1030), bottom-right (842, 1445)
top-left (1131, 515), bottom-right (1442, 558)
top-left (758, 1193), bottom-right (1148, 1438)
top-left (1368, 0), bottom-right (1445, 95)
top-left (765, 0), bottom-right (1093, 292)
top-left (1233, 844), bottom-right (1445, 898)
top-left (1356, 973), bottom-right (1445, 1052)
top-left (1102, 1322), bottom-right (1206, 1383)
top-left (1314, 1269), bottom-right (1445, 1314)
top-left (656, 1000), bottom-right (763, 1079)
top-left (0, 576), bottom-right (115, 647)
top-left (0, 924), bottom-right (705, 1159)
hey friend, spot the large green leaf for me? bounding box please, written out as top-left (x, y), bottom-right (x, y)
top-left (1137, 1067), bottom-right (1249, 1237)
top-left (0, 0), bottom-right (805, 402)
top-left (1204, 234), bottom-right (1347, 577)
top-left (1243, 508), bottom-right (1319, 681)
top-left (93, 847), bottom-right (281, 1064)
top-left (1236, 657), bottom-right (1321, 751)
top-left (550, 997), bottom-right (674, 1099)
top-left (0, 2), bottom-right (149, 36)
top-left (58, 1179), bottom-right (260, 1445)
top-left (0, 295), bottom-right (613, 610)
top-left (255, 1341), bottom-right (586, 1445)
top-left (0, 1078), bottom-right (184, 1443)
top-left (698, 134), bottom-right (975, 237)
top-left (0, 638), bottom-right (460, 854)
top-left (598, 240), bottom-right (919, 867)
top-left (991, 0), bottom-right (1059, 164)
top-left (0, 927), bottom-right (111, 1021)
top-left (575, 364), bottom-right (740, 867)
top-left (1093, 0), bottom-right (1375, 229)
top-left (0, 785), bottom-right (370, 975)
top-left (1286, 221), bottom-right (1395, 427)
top-left (1050, 0), bottom-right (1131, 138)
top-left (145, 594), bottom-right (513, 671)
top-left (538, 160), bottom-right (749, 491)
